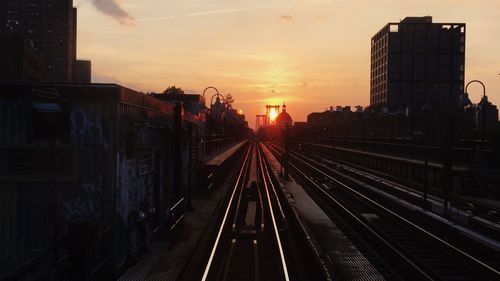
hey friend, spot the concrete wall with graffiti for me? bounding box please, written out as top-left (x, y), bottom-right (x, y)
top-left (0, 84), bottom-right (176, 278)
top-left (113, 104), bottom-right (171, 268)
top-left (61, 101), bottom-right (113, 221)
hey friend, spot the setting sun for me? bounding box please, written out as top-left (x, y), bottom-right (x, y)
top-left (269, 108), bottom-right (279, 122)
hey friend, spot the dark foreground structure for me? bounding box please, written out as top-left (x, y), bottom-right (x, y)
top-left (0, 82), bottom-right (251, 280)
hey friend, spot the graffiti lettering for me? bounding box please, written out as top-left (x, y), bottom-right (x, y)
top-left (70, 109), bottom-right (108, 150)
top-left (62, 176), bottom-right (103, 220)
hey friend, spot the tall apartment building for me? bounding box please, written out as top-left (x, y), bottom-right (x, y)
top-left (0, 0), bottom-right (76, 82)
top-left (0, 35), bottom-right (44, 81)
top-left (370, 16), bottom-right (465, 113)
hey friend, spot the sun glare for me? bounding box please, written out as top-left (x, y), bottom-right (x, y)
top-left (269, 108), bottom-right (278, 121)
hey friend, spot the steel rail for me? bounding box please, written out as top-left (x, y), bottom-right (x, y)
top-left (260, 144), bottom-right (334, 281)
top-left (256, 143), bottom-right (290, 281)
top-left (297, 140), bottom-right (500, 219)
top-left (201, 144), bottom-right (253, 281)
top-left (265, 143), bottom-right (433, 280)
top-left (300, 142), bottom-right (500, 247)
top-left (258, 144), bottom-right (287, 223)
top-left (269, 142), bottom-right (500, 279)
top-left (232, 142), bottom-right (254, 232)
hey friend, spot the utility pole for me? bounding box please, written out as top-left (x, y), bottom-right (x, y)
top-left (173, 102), bottom-right (184, 202)
top-left (186, 123), bottom-right (194, 211)
top-left (442, 105), bottom-right (455, 217)
top-left (284, 124), bottom-right (290, 180)
top-left (421, 103), bottom-right (432, 208)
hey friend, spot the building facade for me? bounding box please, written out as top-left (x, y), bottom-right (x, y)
top-left (477, 97), bottom-right (499, 130)
top-left (0, 0), bottom-right (77, 82)
top-left (0, 35), bottom-right (44, 81)
top-left (0, 82), bottom-right (208, 279)
top-left (74, 59), bottom-right (91, 83)
top-left (370, 16), bottom-right (465, 113)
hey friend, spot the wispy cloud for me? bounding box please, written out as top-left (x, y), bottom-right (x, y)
top-left (136, 6), bottom-right (275, 23)
top-left (81, 5), bottom-right (278, 28)
top-left (280, 14), bottom-right (293, 21)
top-left (91, 0), bottom-right (134, 25)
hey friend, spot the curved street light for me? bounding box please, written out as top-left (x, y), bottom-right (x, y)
top-left (210, 93), bottom-right (226, 111)
top-left (203, 86), bottom-right (219, 97)
top-left (465, 80), bottom-right (487, 144)
top-left (209, 92), bottom-right (227, 151)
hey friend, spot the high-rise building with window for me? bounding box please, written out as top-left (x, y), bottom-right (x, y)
top-left (0, 0), bottom-right (76, 82)
top-left (0, 35), bottom-right (44, 81)
top-left (370, 16), bottom-right (465, 113)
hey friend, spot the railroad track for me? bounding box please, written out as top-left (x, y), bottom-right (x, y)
top-left (292, 141), bottom-right (500, 246)
top-left (200, 141), bottom-right (291, 281)
top-left (266, 142), bottom-right (500, 281)
top-left (295, 140), bottom-right (500, 224)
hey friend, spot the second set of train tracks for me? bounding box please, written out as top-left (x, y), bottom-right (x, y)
top-left (266, 141), bottom-right (500, 281)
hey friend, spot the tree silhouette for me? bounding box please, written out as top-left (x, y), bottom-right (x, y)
top-left (163, 86), bottom-right (184, 95)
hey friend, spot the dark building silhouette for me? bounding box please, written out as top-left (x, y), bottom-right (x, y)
top-left (0, 36), bottom-right (44, 81)
top-left (370, 16), bottom-right (465, 113)
top-left (275, 102), bottom-right (293, 127)
top-left (306, 106), bottom-right (356, 136)
top-left (0, 0), bottom-right (77, 82)
top-left (477, 97), bottom-right (499, 130)
top-left (74, 59), bottom-right (91, 83)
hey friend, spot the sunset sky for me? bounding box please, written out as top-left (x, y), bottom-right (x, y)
top-left (75, 0), bottom-right (500, 128)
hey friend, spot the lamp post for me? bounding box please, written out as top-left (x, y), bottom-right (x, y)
top-left (210, 92), bottom-right (226, 151)
top-left (465, 80), bottom-right (487, 145)
top-left (203, 87), bottom-right (220, 154)
top-left (222, 111), bottom-right (227, 144)
top-left (203, 86), bottom-right (220, 97)
top-left (421, 102), bottom-right (433, 206)
top-left (441, 92), bottom-right (472, 217)
top-left (282, 124), bottom-right (290, 180)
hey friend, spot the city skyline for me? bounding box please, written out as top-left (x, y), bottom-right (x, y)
top-left (2, 1), bottom-right (500, 279)
top-left (75, 0), bottom-right (500, 128)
